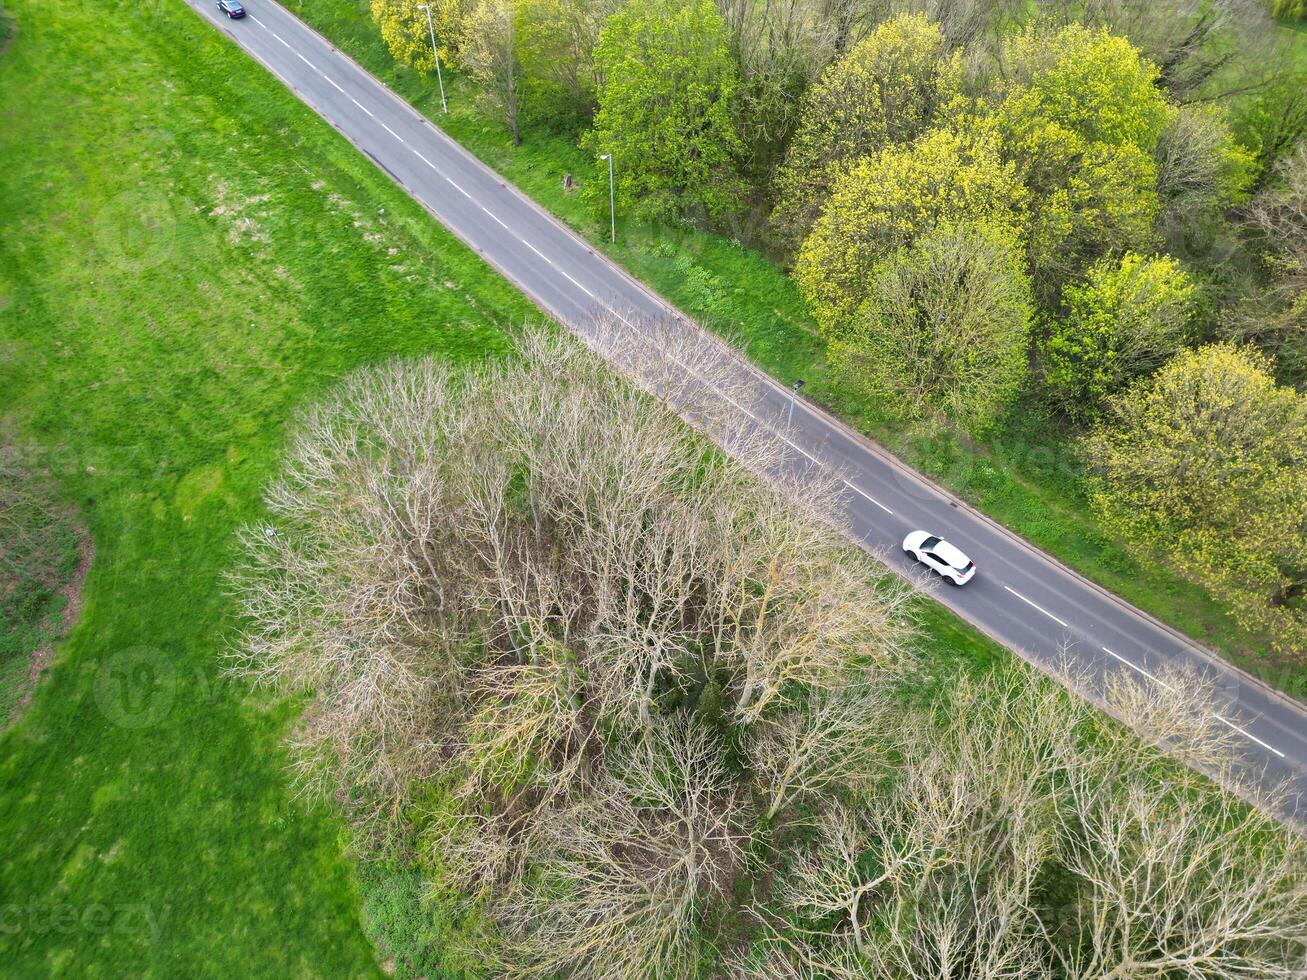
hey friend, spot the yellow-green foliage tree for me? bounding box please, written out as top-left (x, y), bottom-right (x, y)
top-left (581, 0), bottom-right (743, 223)
top-left (828, 220), bottom-right (1034, 433)
top-left (771, 13), bottom-right (961, 247)
top-left (996, 25), bottom-right (1172, 295)
top-left (1084, 343), bottom-right (1307, 657)
top-left (794, 125), bottom-right (1026, 330)
top-left (372, 0), bottom-right (465, 74)
top-left (1043, 252), bottom-right (1197, 421)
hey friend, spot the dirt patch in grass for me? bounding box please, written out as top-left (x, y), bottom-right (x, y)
top-left (0, 449), bottom-right (85, 725)
top-left (8, 532), bottom-right (91, 727)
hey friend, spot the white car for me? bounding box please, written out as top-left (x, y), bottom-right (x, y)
top-left (903, 530), bottom-right (976, 586)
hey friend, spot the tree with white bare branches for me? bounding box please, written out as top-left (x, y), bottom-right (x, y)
top-left (231, 324), bottom-right (1307, 976)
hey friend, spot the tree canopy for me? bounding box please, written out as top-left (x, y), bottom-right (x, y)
top-left (1085, 343), bottom-right (1307, 656)
top-left (771, 13), bottom-right (961, 246)
top-left (581, 0), bottom-right (743, 223)
top-left (828, 219), bottom-right (1034, 433)
top-left (795, 125), bottom-right (1026, 330)
top-left (372, 0), bottom-right (464, 75)
top-left (1043, 252), bottom-right (1197, 420)
top-left (996, 24), bottom-right (1172, 293)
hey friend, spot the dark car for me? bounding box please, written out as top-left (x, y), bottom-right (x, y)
top-left (217, 0), bottom-right (246, 18)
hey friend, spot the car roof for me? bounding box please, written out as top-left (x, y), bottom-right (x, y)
top-left (931, 539), bottom-right (971, 568)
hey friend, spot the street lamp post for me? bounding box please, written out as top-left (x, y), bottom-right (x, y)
top-left (599, 153), bottom-right (615, 243)
top-left (786, 379), bottom-right (806, 439)
top-left (416, 4), bottom-right (448, 114)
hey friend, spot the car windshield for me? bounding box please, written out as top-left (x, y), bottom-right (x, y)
top-left (920, 535), bottom-right (941, 551)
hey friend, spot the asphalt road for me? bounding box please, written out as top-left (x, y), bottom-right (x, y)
top-left (189, 0), bottom-right (1307, 822)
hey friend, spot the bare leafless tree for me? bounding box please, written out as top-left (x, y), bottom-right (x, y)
top-left (231, 324), bottom-right (1306, 977)
top-left (230, 324), bottom-right (918, 970)
top-left (1060, 771), bottom-right (1307, 980)
top-left (498, 722), bottom-right (750, 979)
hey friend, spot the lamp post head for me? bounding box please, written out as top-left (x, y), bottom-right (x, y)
top-left (599, 154), bottom-right (610, 160)
top-left (792, 379), bottom-right (806, 392)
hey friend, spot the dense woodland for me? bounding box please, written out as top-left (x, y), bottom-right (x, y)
top-left (368, 0), bottom-right (1307, 661)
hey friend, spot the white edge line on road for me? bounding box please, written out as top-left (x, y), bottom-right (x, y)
top-left (1003, 585), bottom-right (1071, 629)
top-left (1213, 714), bottom-right (1286, 758)
top-left (842, 479), bottom-right (893, 515)
top-left (1102, 647), bottom-right (1175, 692)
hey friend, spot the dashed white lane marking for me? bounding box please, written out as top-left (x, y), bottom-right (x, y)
top-left (1214, 714), bottom-right (1286, 758)
top-left (842, 480), bottom-right (893, 515)
top-left (1003, 586), bottom-right (1070, 629)
top-left (444, 175), bottom-right (471, 198)
top-left (1103, 647), bottom-right (1175, 692)
top-left (480, 206), bottom-right (509, 229)
top-left (322, 75), bottom-right (345, 95)
top-left (521, 239), bottom-right (552, 264)
top-left (380, 122), bottom-right (405, 144)
top-left (560, 270), bottom-right (595, 299)
top-left (349, 97), bottom-right (373, 117)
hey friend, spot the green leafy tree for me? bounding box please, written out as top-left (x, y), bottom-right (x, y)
top-left (1084, 343), bottom-right (1307, 657)
top-left (795, 125), bottom-right (1026, 330)
top-left (829, 220), bottom-right (1034, 433)
top-left (1043, 253), bottom-right (1197, 421)
top-left (372, 0), bottom-right (465, 74)
top-left (1236, 68), bottom-right (1307, 190)
top-left (996, 24), bottom-right (1171, 295)
top-left (771, 13), bottom-right (961, 246)
top-left (581, 0), bottom-right (743, 223)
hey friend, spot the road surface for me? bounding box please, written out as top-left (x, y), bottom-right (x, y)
top-left (187, 0), bottom-right (1307, 823)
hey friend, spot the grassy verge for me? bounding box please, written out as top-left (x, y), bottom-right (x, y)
top-left (294, 0), bottom-right (1304, 699)
top-left (0, 0), bottom-right (535, 971)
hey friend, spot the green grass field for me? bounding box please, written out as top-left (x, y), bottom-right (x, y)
top-left (0, 0), bottom-right (538, 971)
top-left (293, 0), bottom-right (1306, 698)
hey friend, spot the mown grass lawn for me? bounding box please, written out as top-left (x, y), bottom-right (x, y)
top-left (295, 0), bottom-right (1307, 698)
top-left (0, 0), bottom-right (535, 971)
